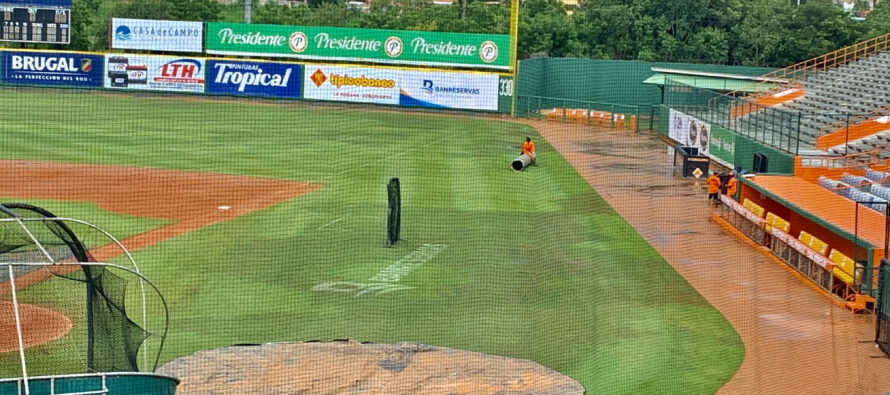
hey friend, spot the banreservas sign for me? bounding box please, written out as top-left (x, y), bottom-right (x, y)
top-left (206, 22), bottom-right (511, 70)
top-left (206, 60), bottom-right (301, 98)
top-left (0, 50), bottom-right (103, 87)
top-left (399, 70), bottom-right (498, 111)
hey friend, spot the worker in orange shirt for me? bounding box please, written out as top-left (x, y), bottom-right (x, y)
top-left (707, 171), bottom-right (722, 206)
top-left (521, 137), bottom-right (536, 165)
top-left (725, 174), bottom-right (738, 198)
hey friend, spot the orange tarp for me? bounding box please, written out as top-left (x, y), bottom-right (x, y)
top-left (730, 88), bottom-right (805, 118)
top-left (816, 117), bottom-right (890, 150)
top-left (747, 175), bottom-right (887, 250)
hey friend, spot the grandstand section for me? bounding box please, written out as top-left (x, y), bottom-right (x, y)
top-left (696, 33), bottom-right (890, 161)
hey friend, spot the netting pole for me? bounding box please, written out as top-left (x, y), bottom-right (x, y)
top-left (7, 264), bottom-right (30, 395)
top-left (386, 177), bottom-right (401, 247)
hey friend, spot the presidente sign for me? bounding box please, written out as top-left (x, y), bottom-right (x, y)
top-left (206, 22), bottom-right (511, 70)
top-left (0, 50), bottom-right (103, 87)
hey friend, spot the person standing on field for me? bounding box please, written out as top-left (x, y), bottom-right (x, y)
top-left (522, 137), bottom-right (536, 165)
top-left (707, 171), bottom-right (722, 206)
top-left (725, 174), bottom-right (738, 198)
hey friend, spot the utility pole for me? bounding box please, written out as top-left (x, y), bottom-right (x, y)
top-left (245, 0), bottom-right (252, 24)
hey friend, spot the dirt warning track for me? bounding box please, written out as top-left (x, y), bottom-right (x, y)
top-left (0, 160), bottom-right (321, 351)
top-left (532, 122), bottom-right (890, 394)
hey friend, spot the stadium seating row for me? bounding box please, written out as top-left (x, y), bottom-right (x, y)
top-left (818, 173), bottom-right (889, 213)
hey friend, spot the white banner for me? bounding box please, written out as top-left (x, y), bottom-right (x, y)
top-left (669, 109), bottom-right (711, 155)
top-left (104, 54), bottom-right (205, 93)
top-left (398, 70), bottom-right (498, 111)
top-left (303, 64), bottom-right (398, 105)
top-left (111, 18), bottom-right (203, 53)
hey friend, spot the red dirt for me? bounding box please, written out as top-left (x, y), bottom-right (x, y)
top-left (0, 160), bottom-right (320, 352)
top-left (0, 300), bottom-right (71, 353)
top-left (531, 121), bottom-right (890, 394)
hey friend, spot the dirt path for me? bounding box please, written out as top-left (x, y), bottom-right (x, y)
top-left (0, 160), bottom-right (321, 351)
top-left (532, 121), bottom-right (890, 394)
top-left (0, 300), bottom-right (71, 353)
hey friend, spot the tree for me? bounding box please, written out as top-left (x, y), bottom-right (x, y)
top-left (862, 0), bottom-right (890, 39)
top-left (729, 0), bottom-right (792, 66)
top-left (518, 0), bottom-right (584, 57)
top-left (67, 0), bottom-right (95, 50)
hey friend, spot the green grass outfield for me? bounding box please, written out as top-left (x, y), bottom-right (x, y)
top-left (0, 87), bottom-right (743, 394)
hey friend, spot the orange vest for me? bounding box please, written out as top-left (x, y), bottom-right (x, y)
top-left (726, 177), bottom-right (738, 195)
top-left (522, 141), bottom-right (535, 155)
top-left (707, 175), bottom-right (721, 194)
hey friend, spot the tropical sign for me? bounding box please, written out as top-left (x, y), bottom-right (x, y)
top-left (206, 22), bottom-right (511, 70)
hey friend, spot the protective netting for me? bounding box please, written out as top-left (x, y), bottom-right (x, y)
top-left (0, 203), bottom-right (160, 378)
top-left (0, 27), bottom-right (890, 395)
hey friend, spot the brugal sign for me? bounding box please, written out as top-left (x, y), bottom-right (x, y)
top-left (206, 22), bottom-right (511, 70)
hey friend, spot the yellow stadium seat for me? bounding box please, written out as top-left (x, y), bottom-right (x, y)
top-left (833, 268), bottom-right (854, 285)
top-left (829, 249), bottom-right (856, 284)
top-left (743, 199), bottom-right (766, 218)
top-left (764, 212), bottom-right (790, 233)
top-left (798, 231), bottom-right (813, 247)
top-left (808, 236), bottom-right (829, 256)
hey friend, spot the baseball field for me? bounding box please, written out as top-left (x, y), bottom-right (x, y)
top-left (0, 87), bottom-right (743, 393)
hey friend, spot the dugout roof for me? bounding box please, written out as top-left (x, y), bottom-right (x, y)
top-left (643, 68), bottom-right (779, 92)
top-left (743, 174), bottom-right (887, 249)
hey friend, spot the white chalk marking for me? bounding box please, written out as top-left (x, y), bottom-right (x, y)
top-left (314, 243), bottom-right (448, 297)
top-left (217, 206), bottom-right (231, 210)
top-left (318, 217), bottom-right (345, 230)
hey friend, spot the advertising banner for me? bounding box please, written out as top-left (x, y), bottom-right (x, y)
top-left (398, 70), bottom-right (498, 111)
top-left (669, 109), bottom-right (712, 155)
top-left (206, 60), bottom-right (301, 98)
top-left (0, 50), bottom-right (103, 87)
top-left (206, 22), bottom-right (511, 70)
top-left (303, 64), bottom-right (398, 105)
top-left (111, 18), bottom-right (203, 53)
top-left (104, 54), bottom-right (205, 93)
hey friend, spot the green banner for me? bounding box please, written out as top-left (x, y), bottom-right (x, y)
top-left (709, 126), bottom-right (736, 165)
top-left (206, 22), bottom-right (512, 70)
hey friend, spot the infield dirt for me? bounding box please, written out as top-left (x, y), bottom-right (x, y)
top-left (0, 160), bottom-right (320, 352)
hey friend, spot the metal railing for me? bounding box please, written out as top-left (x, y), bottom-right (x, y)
top-left (730, 32), bottom-right (890, 100)
top-left (816, 105), bottom-right (890, 137)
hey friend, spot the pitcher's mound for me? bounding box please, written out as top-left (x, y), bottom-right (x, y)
top-left (159, 340), bottom-right (584, 394)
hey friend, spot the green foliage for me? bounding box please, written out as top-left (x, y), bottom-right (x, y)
top-left (8, 0), bottom-right (889, 74)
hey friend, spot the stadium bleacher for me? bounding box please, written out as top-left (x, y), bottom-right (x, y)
top-left (818, 174), bottom-right (888, 213)
top-left (733, 51), bottom-right (890, 157)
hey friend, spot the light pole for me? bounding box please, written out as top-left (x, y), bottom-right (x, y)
top-left (245, 0), bottom-right (252, 24)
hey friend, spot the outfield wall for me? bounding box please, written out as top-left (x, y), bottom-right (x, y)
top-left (516, 58), bottom-right (772, 107)
top-left (0, 48), bottom-right (515, 113)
